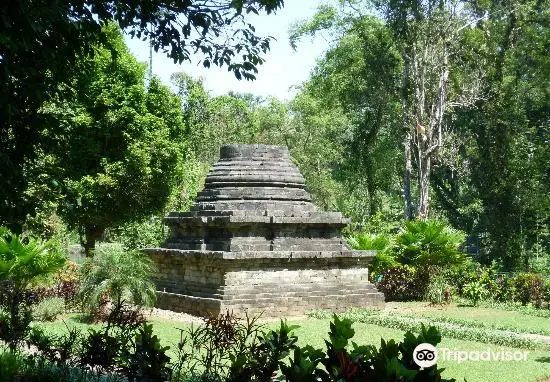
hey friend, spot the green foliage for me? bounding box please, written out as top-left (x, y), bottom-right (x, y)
top-left (0, 228), bottom-right (66, 289)
top-left (290, 13), bottom-right (404, 220)
top-left (122, 323), bottom-right (171, 381)
top-left (33, 25), bottom-right (185, 255)
top-left (172, 312), bottom-right (298, 382)
top-left (349, 232), bottom-right (392, 252)
top-left (109, 216), bottom-right (166, 250)
top-left (425, 274), bottom-right (451, 305)
top-left (444, 261), bottom-right (550, 309)
top-left (463, 281), bottom-right (488, 307)
top-left (32, 297), bottom-right (65, 322)
top-left (375, 265), bottom-right (438, 301)
top-left (512, 273), bottom-right (545, 308)
top-left (226, 319), bottom-right (300, 382)
top-left (1, 0), bottom-right (284, 230)
top-left (78, 244), bottom-right (156, 315)
top-left (348, 232), bottom-right (397, 276)
top-left (309, 309), bottom-right (546, 350)
top-left (279, 314), bottom-right (453, 382)
top-left (394, 220), bottom-right (467, 268)
top-left (0, 227), bottom-right (66, 350)
top-left (28, 301), bottom-right (170, 381)
top-left (0, 347), bottom-right (25, 380)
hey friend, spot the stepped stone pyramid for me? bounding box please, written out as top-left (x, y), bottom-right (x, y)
top-left (145, 144), bottom-right (384, 317)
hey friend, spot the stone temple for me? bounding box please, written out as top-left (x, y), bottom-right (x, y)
top-left (145, 144), bottom-right (384, 317)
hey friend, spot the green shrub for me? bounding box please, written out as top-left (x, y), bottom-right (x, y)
top-left (463, 281), bottom-right (488, 306)
top-left (32, 297), bottom-right (65, 322)
top-left (513, 273), bottom-right (544, 307)
top-left (78, 244), bottom-right (156, 317)
top-left (394, 219), bottom-right (467, 268)
top-left (0, 227), bottom-right (66, 290)
top-left (31, 261), bottom-right (80, 310)
top-left (375, 265), bottom-right (432, 301)
top-left (109, 216), bottom-right (166, 250)
top-left (442, 260), bottom-right (482, 295)
top-left (543, 279), bottom-right (550, 309)
top-left (170, 312), bottom-right (298, 382)
top-left (348, 232), bottom-right (392, 252)
top-left (348, 232), bottom-right (397, 278)
top-left (0, 347), bottom-right (27, 381)
top-left (280, 315), bottom-right (454, 381)
top-left (425, 274), bottom-right (451, 305)
top-left (0, 227), bottom-right (66, 350)
top-left (28, 302), bottom-right (169, 381)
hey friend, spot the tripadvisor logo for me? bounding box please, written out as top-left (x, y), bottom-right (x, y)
top-left (413, 344), bottom-right (529, 367)
top-left (413, 343), bottom-right (438, 367)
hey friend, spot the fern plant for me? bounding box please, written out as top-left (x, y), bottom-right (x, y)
top-left (0, 227), bottom-right (66, 350)
top-left (0, 227), bottom-right (66, 289)
top-left (348, 232), bottom-right (397, 276)
top-left (78, 244), bottom-right (156, 315)
top-left (394, 220), bottom-right (467, 268)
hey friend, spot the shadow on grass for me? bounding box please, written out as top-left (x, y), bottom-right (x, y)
top-left (64, 313), bottom-right (94, 324)
top-left (535, 356), bottom-right (550, 364)
top-left (456, 303), bottom-right (476, 308)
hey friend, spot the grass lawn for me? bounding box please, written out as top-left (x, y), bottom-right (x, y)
top-left (287, 319), bottom-right (550, 382)
top-left (35, 305), bottom-right (550, 382)
top-left (385, 301), bottom-right (550, 335)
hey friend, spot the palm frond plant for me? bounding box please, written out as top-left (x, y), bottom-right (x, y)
top-left (395, 220), bottom-right (467, 268)
top-left (78, 244), bottom-right (156, 317)
top-left (348, 232), bottom-right (397, 277)
top-left (0, 228), bottom-right (66, 290)
top-left (0, 227), bottom-right (66, 350)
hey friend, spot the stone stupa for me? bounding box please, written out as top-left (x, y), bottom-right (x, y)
top-left (144, 144), bottom-right (384, 317)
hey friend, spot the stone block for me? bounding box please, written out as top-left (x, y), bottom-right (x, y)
top-left (145, 144), bottom-right (385, 317)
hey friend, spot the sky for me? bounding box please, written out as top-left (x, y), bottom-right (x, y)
top-left (124, 1), bottom-right (329, 101)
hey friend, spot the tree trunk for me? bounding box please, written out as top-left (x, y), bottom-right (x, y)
top-left (418, 150), bottom-right (431, 219)
top-left (403, 132), bottom-right (413, 220)
top-left (82, 225), bottom-right (104, 257)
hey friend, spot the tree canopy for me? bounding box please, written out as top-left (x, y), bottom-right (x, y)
top-left (288, 0), bottom-right (549, 269)
top-left (31, 25), bottom-right (185, 255)
top-left (0, 0), bottom-right (284, 231)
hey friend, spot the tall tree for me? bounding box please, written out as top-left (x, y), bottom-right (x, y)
top-left (455, 0), bottom-right (550, 268)
top-left (0, 0), bottom-right (284, 231)
top-left (33, 25), bottom-right (184, 256)
top-left (290, 6), bottom-right (409, 220)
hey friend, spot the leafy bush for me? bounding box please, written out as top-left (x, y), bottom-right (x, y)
top-left (0, 227), bottom-right (66, 290)
top-left (513, 273), bottom-right (544, 308)
top-left (0, 227), bottom-right (66, 350)
top-left (28, 301), bottom-right (170, 381)
top-left (348, 232), bottom-right (397, 278)
top-left (122, 322), bottom-right (171, 382)
top-left (543, 279), bottom-right (550, 309)
top-left (441, 260), bottom-right (482, 296)
top-left (78, 244), bottom-right (156, 317)
top-left (279, 315), bottom-right (454, 381)
top-left (33, 297), bottom-right (65, 322)
top-left (109, 216), bottom-right (166, 250)
top-left (374, 265), bottom-right (430, 301)
top-left (348, 232), bottom-right (392, 252)
top-left (463, 281), bottom-right (488, 306)
top-left (0, 346), bottom-right (26, 380)
top-left (394, 219), bottom-right (467, 268)
top-left (32, 261), bottom-right (80, 309)
top-left (425, 274), bottom-right (451, 305)
top-left (172, 311), bottom-right (297, 382)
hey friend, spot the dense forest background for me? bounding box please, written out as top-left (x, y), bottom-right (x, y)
top-left (1, 0), bottom-right (548, 271)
